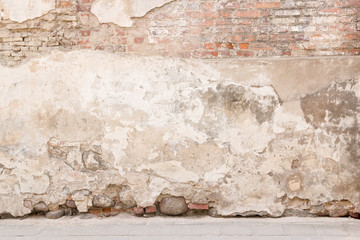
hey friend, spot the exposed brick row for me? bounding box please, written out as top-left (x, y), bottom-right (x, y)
top-left (0, 0), bottom-right (359, 65)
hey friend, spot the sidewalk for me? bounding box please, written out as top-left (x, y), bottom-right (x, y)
top-left (0, 215), bottom-right (359, 240)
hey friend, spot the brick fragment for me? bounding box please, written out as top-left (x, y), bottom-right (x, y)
top-left (234, 10), bottom-right (260, 18)
top-left (134, 37), bottom-right (144, 44)
top-left (219, 10), bottom-right (231, 18)
top-left (336, 0), bottom-right (360, 7)
top-left (89, 208), bottom-right (102, 215)
top-left (345, 33), bottom-right (360, 40)
top-left (201, 51), bottom-right (219, 57)
top-left (58, 1), bottom-right (72, 8)
top-left (239, 43), bottom-right (249, 49)
top-left (201, 11), bottom-right (219, 19)
top-left (216, 42), bottom-right (234, 49)
top-left (204, 43), bottom-right (214, 50)
top-left (81, 31), bottom-right (91, 37)
top-left (133, 207), bottom-right (144, 215)
top-left (256, 2), bottom-right (281, 9)
top-left (188, 203), bottom-right (209, 210)
top-left (145, 205), bottom-right (157, 214)
top-left (77, 4), bottom-right (91, 12)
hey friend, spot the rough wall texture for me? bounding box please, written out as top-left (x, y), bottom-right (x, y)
top-left (0, 0), bottom-right (359, 218)
top-left (0, 0), bottom-right (359, 66)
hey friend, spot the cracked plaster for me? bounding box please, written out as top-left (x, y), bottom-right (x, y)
top-left (0, 51), bottom-right (359, 217)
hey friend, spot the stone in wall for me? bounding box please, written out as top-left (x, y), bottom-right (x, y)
top-left (0, 0), bottom-right (56, 23)
top-left (91, 0), bottom-right (174, 27)
top-left (0, 51), bottom-right (359, 217)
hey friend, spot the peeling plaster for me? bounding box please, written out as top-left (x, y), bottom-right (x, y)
top-left (0, 0), bottom-right (55, 23)
top-left (0, 51), bottom-right (359, 217)
top-left (91, 0), bottom-right (174, 27)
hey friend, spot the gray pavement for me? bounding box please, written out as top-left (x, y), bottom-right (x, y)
top-left (0, 215), bottom-right (359, 239)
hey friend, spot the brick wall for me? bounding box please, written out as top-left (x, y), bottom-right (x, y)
top-left (0, 0), bottom-right (359, 65)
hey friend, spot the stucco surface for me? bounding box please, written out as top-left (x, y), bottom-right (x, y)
top-left (91, 0), bottom-right (174, 27)
top-left (0, 0), bottom-right (56, 23)
top-left (0, 51), bottom-right (359, 217)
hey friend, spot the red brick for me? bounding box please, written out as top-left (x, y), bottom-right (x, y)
top-left (345, 33), bottom-right (360, 40)
top-left (204, 43), bottom-right (214, 50)
top-left (103, 208), bottom-right (112, 213)
top-left (134, 37), bottom-right (144, 44)
top-left (337, 0), bottom-right (360, 7)
top-left (282, 51), bottom-right (292, 56)
top-left (58, 1), bottom-right (72, 8)
top-left (320, 8), bottom-right (340, 14)
top-left (133, 207), bottom-right (144, 215)
top-left (261, 10), bottom-right (271, 17)
top-left (117, 37), bottom-right (127, 44)
top-left (239, 43), bottom-right (249, 49)
top-left (145, 205), bottom-right (157, 214)
top-left (216, 42), bottom-right (234, 49)
top-left (350, 49), bottom-right (360, 55)
top-left (219, 10), bottom-right (231, 18)
top-left (125, 208), bottom-right (133, 213)
top-left (77, 39), bottom-right (90, 45)
top-left (116, 30), bottom-right (126, 36)
top-left (77, 4), bottom-right (91, 12)
top-left (336, 24), bottom-right (356, 32)
top-left (232, 35), bottom-right (256, 42)
top-left (89, 208), bottom-right (102, 215)
top-left (256, 2), bottom-right (281, 9)
top-left (81, 31), bottom-right (91, 37)
top-left (272, 34), bottom-right (294, 42)
top-left (234, 10), bottom-right (260, 18)
top-left (201, 51), bottom-right (219, 57)
top-left (111, 208), bottom-right (122, 213)
top-left (201, 11), bottom-right (219, 19)
top-left (216, 19), bottom-right (231, 25)
top-left (188, 203), bottom-right (209, 210)
top-left (95, 45), bottom-right (105, 50)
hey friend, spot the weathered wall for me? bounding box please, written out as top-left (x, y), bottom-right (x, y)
top-left (0, 0), bottom-right (359, 218)
top-left (0, 0), bottom-right (359, 66)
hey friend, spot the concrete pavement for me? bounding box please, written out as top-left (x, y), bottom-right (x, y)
top-left (0, 215), bottom-right (359, 240)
